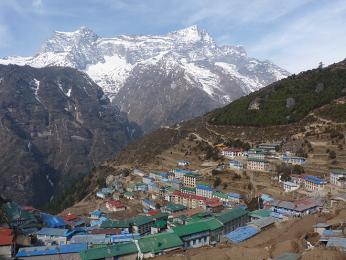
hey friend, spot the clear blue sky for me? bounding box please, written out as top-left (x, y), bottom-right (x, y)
top-left (0, 0), bottom-right (345, 73)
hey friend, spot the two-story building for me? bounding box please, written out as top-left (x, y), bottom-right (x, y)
top-left (303, 176), bottom-right (327, 191)
top-left (171, 191), bottom-right (206, 209)
top-left (215, 208), bottom-right (249, 234)
top-left (130, 216), bottom-right (154, 236)
top-left (172, 218), bottom-right (223, 248)
top-left (282, 155), bottom-right (306, 165)
top-left (229, 160), bottom-right (244, 170)
top-left (106, 200), bottom-right (126, 212)
top-left (271, 199), bottom-right (322, 218)
top-left (196, 184), bottom-right (213, 198)
top-left (330, 169), bottom-right (346, 188)
top-left (221, 148), bottom-right (246, 158)
top-left (283, 181), bottom-right (300, 192)
top-left (35, 228), bottom-right (75, 245)
top-left (246, 158), bottom-right (270, 172)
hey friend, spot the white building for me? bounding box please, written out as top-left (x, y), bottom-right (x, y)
top-left (177, 160), bottom-right (191, 166)
top-left (196, 184), bottom-right (213, 199)
top-left (330, 169), bottom-right (346, 188)
top-left (283, 181), bottom-right (300, 192)
top-left (221, 148), bottom-right (246, 158)
top-left (229, 160), bottom-right (244, 170)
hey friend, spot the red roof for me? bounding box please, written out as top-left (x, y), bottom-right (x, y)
top-left (106, 200), bottom-right (125, 208)
top-left (63, 213), bottom-right (79, 222)
top-left (147, 210), bottom-right (161, 216)
top-left (205, 198), bottom-right (223, 207)
top-left (171, 207), bottom-right (205, 218)
top-left (21, 205), bottom-right (40, 213)
top-left (90, 228), bottom-right (121, 235)
top-left (172, 191), bottom-right (206, 201)
top-left (0, 228), bottom-right (13, 246)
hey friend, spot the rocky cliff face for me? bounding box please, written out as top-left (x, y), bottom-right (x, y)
top-left (0, 26), bottom-right (289, 132)
top-left (0, 65), bottom-right (141, 206)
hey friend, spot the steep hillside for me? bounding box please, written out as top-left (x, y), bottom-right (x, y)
top-left (209, 60), bottom-right (346, 126)
top-left (0, 26), bottom-right (289, 132)
top-left (50, 60), bottom-right (346, 213)
top-left (0, 65), bottom-right (141, 206)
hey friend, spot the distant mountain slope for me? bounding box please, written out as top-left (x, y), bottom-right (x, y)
top-left (209, 60), bottom-right (346, 126)
top-left (47, 60), bottom-right (346, 213)
top-left (0, 26), bottom-right (289, 132)
top-left (0, 65), bottom-right (141, 206)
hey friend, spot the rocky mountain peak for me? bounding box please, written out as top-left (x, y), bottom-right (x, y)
top-left (40, 26), bottom-right (98, 53)
top-left (168, 25), bottom-right (214, 44)
top-left (0, 26), bottom-right (290, 132)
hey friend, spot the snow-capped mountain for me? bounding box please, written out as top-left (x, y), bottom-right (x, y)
top-left (0, 25), bottom-right (290, 131)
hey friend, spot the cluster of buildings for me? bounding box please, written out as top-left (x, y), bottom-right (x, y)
top-left (221, 142), bottom-right (306, 173)
top-left (1, 150), bottom-right (345, 259)
top-left (280, 168), bottom-right (346, 194)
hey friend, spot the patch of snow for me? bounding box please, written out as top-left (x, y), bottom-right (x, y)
top-left (86, 55), bottom-right (133, 94)
top-left (182, 62), bottom-right (220, 97)
top-left (66, 88), bottom-right (72, 97)
top-left (31, 79), bottom-right (41, 103)
top-left (170, 81), bottom-right (177, 89)
top-left (46, 174), bottom-right (54, 187)
top-left (0, 26), bottom-right (290, 103)
top-left (215, 62), bottom-right (263, 93)
top-left (57, 80), bottom-right (72, 97)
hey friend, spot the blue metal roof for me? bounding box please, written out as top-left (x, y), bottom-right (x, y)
top-left (196, 184), bottom-right (213, 191)
top-left (16, 243), bottom-right (87, 257)
top-left (174, 169), bottom-right (193, 174)
top-left (40, 213), bottom-right (66, 228)
top-left (322, 229), bottom-right (343, 237)
top-left (261, 194), bottom-right (273, 202)
top-left (110, 233), bottom-right (140, 243)
top-left (90, 210), bottom-right (102, 217)
top-left (228, 193), bottom-right (242, 199)
top-left (225, 226), bottom-right (259, 243)
top-left (304, 175), bottom-right (327, 185)
top-left (326, 237), bottom-right (346, 249)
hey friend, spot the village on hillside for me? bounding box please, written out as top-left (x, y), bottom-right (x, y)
top-left (1, 139), bottom-right (346, 260)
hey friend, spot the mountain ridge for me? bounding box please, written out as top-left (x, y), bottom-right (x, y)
top-left (0, 26), bottom-right (289, 132)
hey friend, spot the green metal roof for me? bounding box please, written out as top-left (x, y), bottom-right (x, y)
top-left (213, 191), bottom-right (228, 199)
top-left (131, 215), bottom-right (154, 226)
top-left (191, 211), bottom-right (211, 219)
top-left (215, 208), bottom-right (248, 224)
top-left (2, 202), bottom-right (36, 222)
top-left (100, 219), bottom-right (130, 229)
top-left (152, 212), bottom-right (169, 220)
top-left (249, 209), bottom-right (271, 218)
top-left (173, 218), bottom-right (223, 237)
top-left (152, 219), bottom-right (167, 229)
top-left (138, 232), bottom-right (183, 253)
top-left (124, 191), bottom-right (134, 197)
top-left (164, 203), bottom-right (186, 212)
top-left (80, 242), bottom-right (138, 260)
